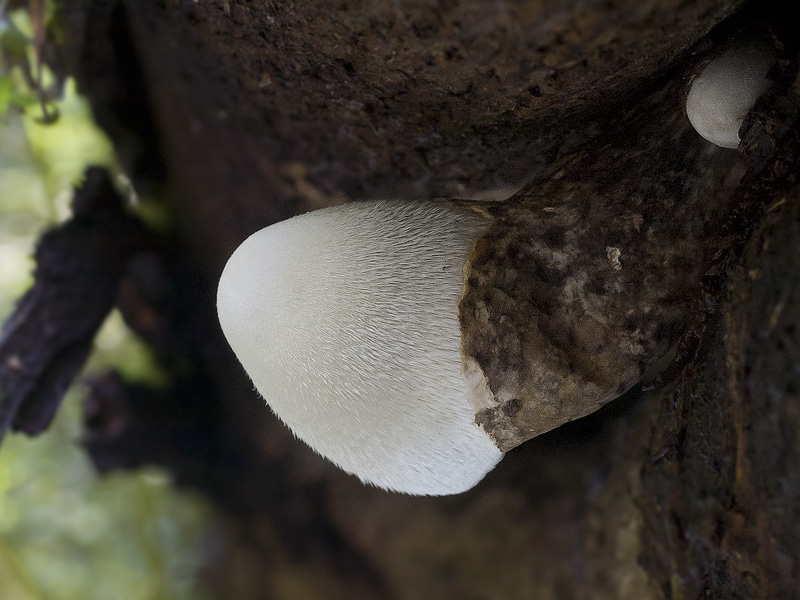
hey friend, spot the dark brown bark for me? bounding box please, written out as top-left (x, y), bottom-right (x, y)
top-left (6, 0), bottom-right (794, 598)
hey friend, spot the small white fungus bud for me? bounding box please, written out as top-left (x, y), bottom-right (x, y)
top-left (217, 201), bottom-right (503, 495)
top-left (686, 41), bottom-right (778, 149)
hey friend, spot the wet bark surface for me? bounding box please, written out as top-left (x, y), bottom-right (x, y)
top-left (5, 0), bottom-right (795, 597)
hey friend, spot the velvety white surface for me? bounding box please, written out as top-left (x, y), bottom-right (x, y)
top-left (686, 42), bottom-right (777, 149)
top-left (217, 200), bottom-right (503, 495)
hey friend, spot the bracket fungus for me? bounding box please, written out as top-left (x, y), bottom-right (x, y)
top-left (218, 201), bottom-right (502, 495)
top-left (686, 40), bottom-right (778, 149)
top-left (218, 64), bottom-right (759, 495)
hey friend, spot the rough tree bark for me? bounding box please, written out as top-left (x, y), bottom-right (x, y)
top-left (11, 0), bottom-right (794, 598)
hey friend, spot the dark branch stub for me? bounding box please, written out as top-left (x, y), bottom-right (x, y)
top-left (0, 167), bottom-right (147, 441)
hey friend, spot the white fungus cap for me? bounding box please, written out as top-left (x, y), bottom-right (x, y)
top-left (686, 41), bottom-right (778, 149)
top-left (217, 200), bottom-right (503, 495)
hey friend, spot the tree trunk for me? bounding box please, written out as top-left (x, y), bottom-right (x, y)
top-left (45, 1), bottom-right (800, 598)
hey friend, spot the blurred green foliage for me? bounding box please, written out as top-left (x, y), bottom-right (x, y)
top-left (0, 6), bottom-right (215, 600)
